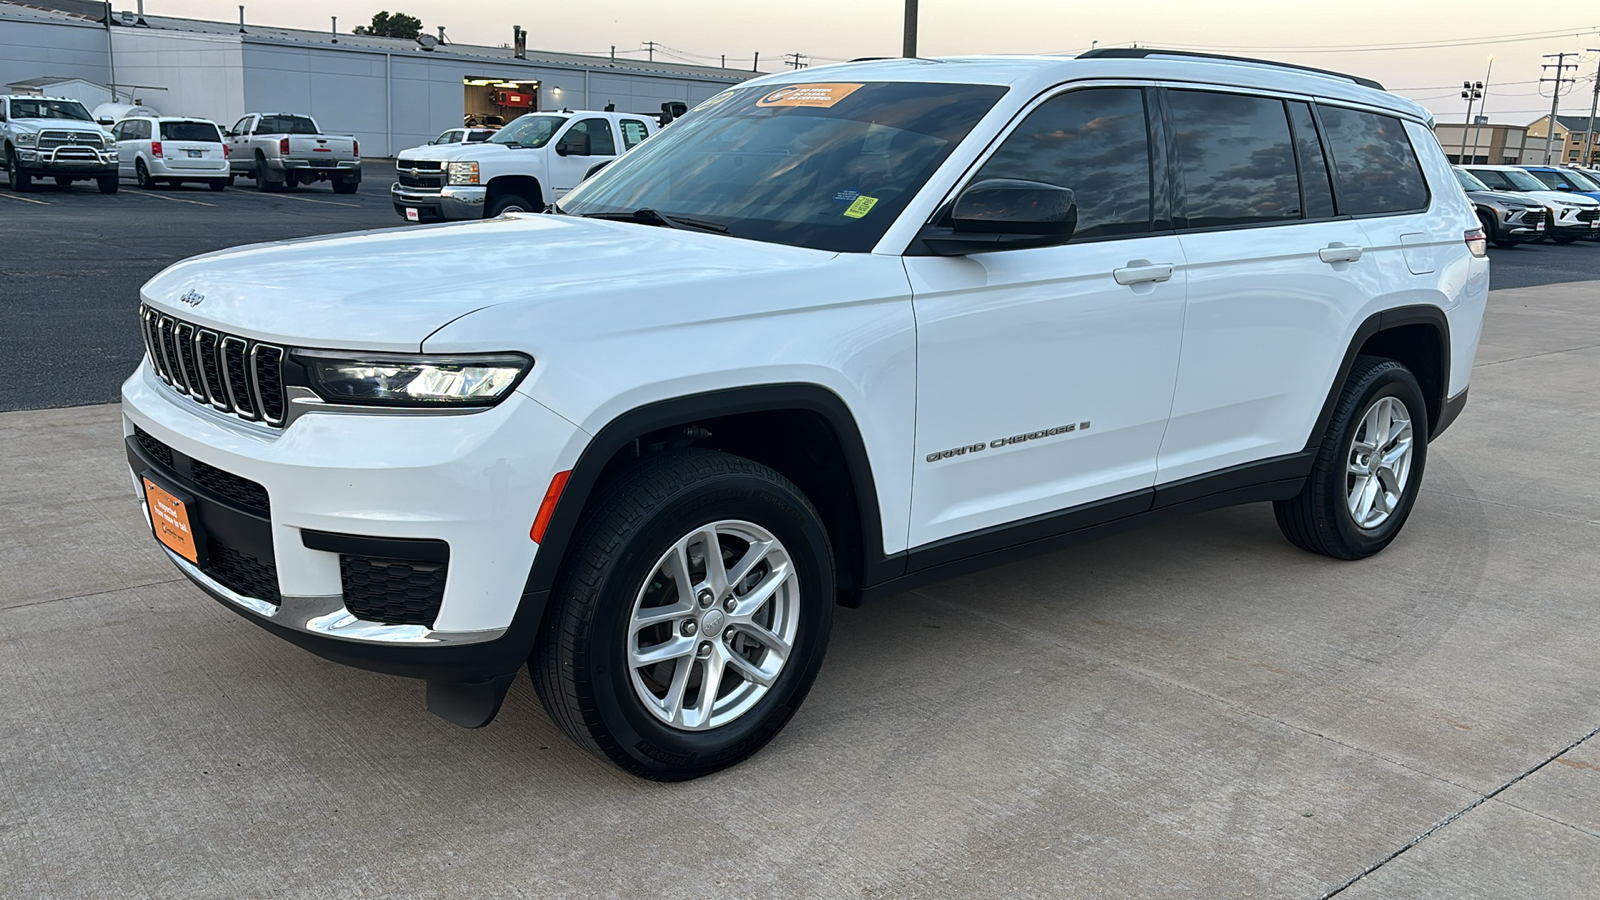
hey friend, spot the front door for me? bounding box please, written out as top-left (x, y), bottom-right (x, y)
top-left (548, 117), bottom-right (619, 197)
top-left (906, 86), bottom-right (1187, 548)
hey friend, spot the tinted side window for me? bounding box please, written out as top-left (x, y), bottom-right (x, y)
top-left (1287, 101), bottom-right (1336, 219)
top-left (571, 118), bottom-right (616, 156)
top-left (1168, 91), bottom-right (1299, 228)
top-left (974, 87), bottom-right (1151, 240)
top-left (620, 118), bottom-right (649, 149)
top-left (1319, 106), bottom-right (1428, 215)
top-left (231, 117), bottom-right (251, 136)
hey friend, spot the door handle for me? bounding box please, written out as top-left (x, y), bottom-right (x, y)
top-left (1112, 260), bottom-right (1175, 286)
top-left (1319, 243), bottom-right (1364, 264)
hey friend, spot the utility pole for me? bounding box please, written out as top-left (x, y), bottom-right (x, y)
top-left (785, 53), bottom-right (808, 69)
top-left (643, 40), bottom-right (658, 63)
top-left (1469, 56), bottom-right (1493, 165)
top-left (1459, 80), bottom-right (1483, 163)
top-left (752, 51), bottom-right (759, 72)
top-left (1540, 52), bottom-right (1578, 164)
top-left (903, 0), bottom-right (918, 58)
top-left (1585, 50), bottom-right (1600, 167)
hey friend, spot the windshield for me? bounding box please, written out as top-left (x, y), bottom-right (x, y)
top-left (161, 121), bottom-right (222, 143)
top-left (257, 115), bottom-right (318, 134)
top-left (559, 81), bottom-right (1009, 252)
top-left (489, 114), bottom-right (567, 148)
top-left (9, 99), bottom-right (91, 121)
top-left (1555, 168), bottom-right (1600, 191)
top-left (1454, 169), bottom-right (1490, 192)
top-left (1497, 168), bottom-right (1549, 191)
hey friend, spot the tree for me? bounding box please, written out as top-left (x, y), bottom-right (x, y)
top-left (352, 11), bottom-right (423, 39)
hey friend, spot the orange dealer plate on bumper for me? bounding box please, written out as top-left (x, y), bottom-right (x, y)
top-left (142, 474), bottom-right (203, 564)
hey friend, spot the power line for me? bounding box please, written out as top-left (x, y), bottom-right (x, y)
top-left (1144, 26), bottom-right (1600, 54)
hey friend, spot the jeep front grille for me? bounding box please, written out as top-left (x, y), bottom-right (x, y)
top-left (140, 305), bottom-right (288, 426)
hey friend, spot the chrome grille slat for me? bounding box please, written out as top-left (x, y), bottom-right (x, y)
top-left (140, 305), bottom-right (285, 428)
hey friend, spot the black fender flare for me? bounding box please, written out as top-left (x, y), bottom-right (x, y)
top-left (1305, 304), bottom-right (1452, 452)
top-left (523, 383), bottom-right (898, 600)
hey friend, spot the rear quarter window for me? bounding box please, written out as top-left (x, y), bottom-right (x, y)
top-left (1319, 106), bottom-right (1429, 215)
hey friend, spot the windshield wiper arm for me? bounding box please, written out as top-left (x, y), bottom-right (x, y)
top-left (580, 208), bottom-right (729, 234)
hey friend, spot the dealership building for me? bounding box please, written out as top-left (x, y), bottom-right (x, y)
top-left (0, 1), bottom-right (755, 155)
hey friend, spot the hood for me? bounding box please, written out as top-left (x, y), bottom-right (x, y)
top-left (396, 142), bottom-right (519, 162)
top-left (1467, 190), bottom-right (1540, 209)
top-left (12, 117), bottom-right (108, 136)
top-left (139, 214), bottom-right (837, 352)
top-left (1519, 190), bottom-right (1600, 207)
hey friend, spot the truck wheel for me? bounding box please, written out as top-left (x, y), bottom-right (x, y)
top-left (486, 193), bottom-right (534, 216)
top-left (331, 177), bottom-right (358, 195)
top-left (135, 159), bottom-right (153, 189)
top-left (6, 149), bottom-right (31, 192)
top-left (1274, 356), bottom-right (1428, 560)
top-left (255, 157), bottom-right (281, 193)
top-left (532, 449), bottom-right (835, 781)
top-left (97, 174), bottom-right (118, 194)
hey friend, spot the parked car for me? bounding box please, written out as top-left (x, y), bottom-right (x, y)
top-left (225, 112), bottom-right (360, 193)
top-left (428, 127), bottom-right (497, 146)
top-left (391, 110), bottom-right (654, 221)
top-left (112, 116), bottom-right (229, 191)
top-left (1518, 164), bottom-right (1600, 204)
top-left (125, 51), bottom-right (1487, 780)
top-left (1462, 164), bottom-right (1600, 243)
top-left (0, 94), bottom-right (117, 193)
top-left (1453, 167), bottom-right (1546, 247)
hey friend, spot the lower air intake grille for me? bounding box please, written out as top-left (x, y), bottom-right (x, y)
top-left (189, 459), bottom-right (271, 514)
top-left (204, 537), bottom-right (281, 604)
top-left (133, 426), bottom-right (174, 470)
top-left (340, 556), bottom-right (448, 626)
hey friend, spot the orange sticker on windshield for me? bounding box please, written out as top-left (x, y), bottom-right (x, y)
top-left (756, 83), bottom-right (864, 109)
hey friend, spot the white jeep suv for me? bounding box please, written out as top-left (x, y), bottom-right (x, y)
top-left (123, 50), bottom-right (1488, 780)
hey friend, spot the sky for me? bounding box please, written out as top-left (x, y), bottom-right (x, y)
top-left (137, 0), bottom-right (1600, 126)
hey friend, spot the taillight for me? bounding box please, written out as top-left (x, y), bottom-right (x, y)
top-left (223, 144), bottom-right (230, 157)
top-left (352, 139), bottom-right (359, 158)
top-left (1464, 227), bottom-right (1488, 259)
top-left (279, 137), bottom-right (289, 155)
top-left (151, 141), bottom-right (162, 158)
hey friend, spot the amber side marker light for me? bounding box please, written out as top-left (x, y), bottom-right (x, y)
top-left (530, 470), bottom-right (572, 543)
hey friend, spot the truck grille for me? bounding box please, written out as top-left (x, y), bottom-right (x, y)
top-left (140, 305), bottom-right (288, 426)
top-left (37, 130), bottom-right (104, 150)
top-left (396, 158), bottom-right (445, 189)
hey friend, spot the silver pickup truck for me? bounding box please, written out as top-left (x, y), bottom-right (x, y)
top-left (225, 113), bottom-right (360, 193)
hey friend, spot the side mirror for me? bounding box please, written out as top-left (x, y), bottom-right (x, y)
top-left (1557, 184), bottom-right (1573, 192)
top-left (556, 132), bottom-right (590, 157)
top-left (97, 117), bottom-right (114, 126)
top-left (919, 179), bottom-right (1078, 255)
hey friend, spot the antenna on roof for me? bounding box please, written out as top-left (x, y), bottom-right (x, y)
top-left (330, 16), bottom-right (337, 44)
top-left (238, 5), bottom-right (245, 34)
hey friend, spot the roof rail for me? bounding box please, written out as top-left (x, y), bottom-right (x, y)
top-left (1075, 47), bottom-right (1385, 91)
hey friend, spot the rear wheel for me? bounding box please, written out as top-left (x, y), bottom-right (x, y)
top-left (1275, 356), bottom-right (1428, 560)
top-left (254, 156), bottom-right (281, 192)
top-left (533, 449), bottom-right (835, 780)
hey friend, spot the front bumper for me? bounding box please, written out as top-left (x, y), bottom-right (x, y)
top-left (391, 183), bottom-right (486, 221)
top-left (121, 359), bottom-right (584, 681)
top-left (15, 146), bottom-right (115, 173)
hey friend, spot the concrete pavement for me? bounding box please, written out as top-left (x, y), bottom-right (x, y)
top-left (2, 280), bottom-right (1598, 898)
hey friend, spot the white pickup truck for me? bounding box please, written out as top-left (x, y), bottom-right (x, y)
top-left (225, 113), bottom-right (361, 193)
top-left (391, 110), bottom-right (654, 221)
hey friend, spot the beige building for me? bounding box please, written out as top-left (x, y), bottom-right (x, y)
top-left (1434, 122), bottom-right (1532, 165)
top-left (1525, 114), bottom-right (1600, 166)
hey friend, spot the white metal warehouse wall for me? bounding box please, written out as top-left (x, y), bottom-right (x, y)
top-left (0, 12), bottom-right (110, 93)
top-left (111, 29), bottom-right (244, 125)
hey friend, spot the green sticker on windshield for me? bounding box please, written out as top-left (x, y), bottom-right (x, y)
top-left (843, 195), bottom-right (879, 219)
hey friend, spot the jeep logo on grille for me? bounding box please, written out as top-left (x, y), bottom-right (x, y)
top-left (178, 289), bottom-right (205, 307)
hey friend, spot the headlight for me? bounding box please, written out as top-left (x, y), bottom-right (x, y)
top-left (14, 132), bottom-right (36, 147)
top-left (447, 161), bottom-right (480, 185)
top-left (100, 134), bottom-right (114, 149)
top-left (294, 350), bottom-right (531, 407)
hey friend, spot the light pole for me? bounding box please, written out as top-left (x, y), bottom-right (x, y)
top-left (1469, 56), bottom-right (1493, 165)
top-left (1585, 49), bottom-right (1600, 167)
top-left (903, 0), bottom-right (918, 58)
top-left (1459, 80), bottom-right (1483, 163)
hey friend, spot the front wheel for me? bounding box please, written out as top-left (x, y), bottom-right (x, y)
top-left (486, 193), bottom-right (534, 217)
top-left (1275, 356), bottom-right (1428, 560)
top-left (533, 450), bottom-right (835, 780)
top-left (6, 149), bottom-right (32, 191)
top-left (135, 158), bottom-right (153, 189)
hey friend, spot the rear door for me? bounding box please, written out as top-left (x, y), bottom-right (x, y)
top-left (158, 120), bottom-right (224, 169)
top-left (906, 85), bottom-right (1188, 547)
top-left (1156, 90), bottom-right (1387, 485)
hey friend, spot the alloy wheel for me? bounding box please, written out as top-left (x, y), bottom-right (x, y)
top-left (1346, 396), bottom-right (1415, 530)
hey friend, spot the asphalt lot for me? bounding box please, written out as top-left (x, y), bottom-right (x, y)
top-left (0, 171), bottom-right (1598, 411)
top-left (3, 266), bottom-right (1600, 894)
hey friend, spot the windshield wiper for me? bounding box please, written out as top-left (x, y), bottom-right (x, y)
top-left (581, 208), bottom-right (729, 234)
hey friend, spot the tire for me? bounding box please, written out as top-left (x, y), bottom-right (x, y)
top-left (486, 193), bottom-right (534, 217)
top-left (97, 174), bottom-right (118, 194)
top-left (135, 159), bottom-right (154, 189)
top-left (208, 179), bottom-right (227, 192)
top-left (255, 156), bottom-right (280, 193)
top-left (7, 149), bottom-right (32, 192)
top-left (533, 449), bottom-right (835, 781)
top-left (1275, 356), bottom-right (1428, 560)
top-left (331, 177), bottom-right (358, 195)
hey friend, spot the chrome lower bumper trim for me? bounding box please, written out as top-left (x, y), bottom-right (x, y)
top-left (162, 546), bottom-right (507, 646)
